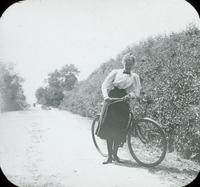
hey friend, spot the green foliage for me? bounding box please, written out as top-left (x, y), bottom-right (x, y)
top-left (60, 25), bottom-right (200, 160)
top-left (36, 64), bottom-right (79, 107)
top-left (0, 63), bottom-right (27, 111)
top-left (60, 58), bottom-right (122, 117)
top-left (129, 26), bottom-right (200, 157)
top-left (47, 64), bottom-right (79, 91)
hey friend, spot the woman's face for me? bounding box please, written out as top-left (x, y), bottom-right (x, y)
top-left (124, 60), bottom-right (134, 71)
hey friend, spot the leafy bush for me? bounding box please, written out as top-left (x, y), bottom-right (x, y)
top-left (0, 63), bottom-right (28, 111)
top-left (60, 25), bottom-right (200, 160)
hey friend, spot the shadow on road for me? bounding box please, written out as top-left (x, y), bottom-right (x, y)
top-left (112, 159), bottom-right (199, 176)
top-left (113, 159), bottom-right (141, 168)
top-left (147, 164), bottom-right (199, 176)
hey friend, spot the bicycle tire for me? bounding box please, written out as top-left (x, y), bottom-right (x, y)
top-left (128, 117), bottom-right (167, 167)
top-left (91, 116), bottom-right (108, 157)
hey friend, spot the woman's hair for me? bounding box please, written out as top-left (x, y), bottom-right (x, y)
top-left (122, 53), bottom-right (136, 66)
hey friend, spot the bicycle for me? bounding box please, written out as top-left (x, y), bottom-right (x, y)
top-left (91, 96), bottom-right (167, 167)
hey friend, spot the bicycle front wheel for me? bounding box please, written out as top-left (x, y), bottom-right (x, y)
top-left (128, 118), bottom-right (167, 167)
top-left (91, 116), bottom-right (108, 157)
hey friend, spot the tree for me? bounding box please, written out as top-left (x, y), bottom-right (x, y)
top-left (47, 64), bottom-right (79, 91)
top-left (0, 63), bottom-right (27, 111)
top-left (35, 87), bottom-right (47, 105)
top-left (35, 64), bottom-right (79, 107)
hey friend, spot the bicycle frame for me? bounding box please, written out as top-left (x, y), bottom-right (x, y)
top-left (101, 97), bottom-right (158, 140)
top-left (105, 98), bottom-right (137, 130)
top-left (120, 99), bottom-right (156, 144)
top-left (92, 96), bottom-right (167, 166)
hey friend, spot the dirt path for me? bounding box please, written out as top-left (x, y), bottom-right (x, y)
top-left (0, 108), bottom-right (199, 187)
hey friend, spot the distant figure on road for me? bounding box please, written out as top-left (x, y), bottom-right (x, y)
top-left (96, 53), bottom-right (141, 164)
top-left (33, 103), bottom-right (36, 107)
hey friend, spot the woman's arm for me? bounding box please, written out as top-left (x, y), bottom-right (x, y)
top-left (101, 70), bottom-right (117, 100)
top-left (126, 74), bottom-right (141, 98)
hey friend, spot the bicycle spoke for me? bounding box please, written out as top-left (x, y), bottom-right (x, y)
top-left (128, 119), bottom-right (167, 167)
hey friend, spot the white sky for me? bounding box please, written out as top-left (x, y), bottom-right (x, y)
top-left (0, 0), bottom-right (199, 104)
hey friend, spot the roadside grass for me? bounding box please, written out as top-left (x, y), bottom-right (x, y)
top-left (149, 151), bottom-right (200, 187)
top-left (117, 144), bottom-right (200, 187)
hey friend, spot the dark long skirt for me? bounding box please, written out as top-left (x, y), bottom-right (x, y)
top-left (96, 87), bottom-right (130, 146)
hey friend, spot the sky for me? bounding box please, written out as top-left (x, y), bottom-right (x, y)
top-left (0, 0), bottom-right (199, 104)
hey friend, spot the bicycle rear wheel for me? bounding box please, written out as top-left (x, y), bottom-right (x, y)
top-left (128, 118), bottom-right (167, 167)
top-left (91, 116), bottom-right (108, 157)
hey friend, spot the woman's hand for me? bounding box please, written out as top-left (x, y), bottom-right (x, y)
top-left (123, 94), bottom-right (132, 101)
top-left (104, 97), bottom-right (112, 102)
top-left (104, 97), bottom-right (120, 103)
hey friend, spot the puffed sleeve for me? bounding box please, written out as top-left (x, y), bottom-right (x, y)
top-left (101, 69), bottom-right (117, 100)
top-left (127, 73), bottom-right (141, 98)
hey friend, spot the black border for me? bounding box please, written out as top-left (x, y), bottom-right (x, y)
top-left (0, 0), bottom-right (199, 187)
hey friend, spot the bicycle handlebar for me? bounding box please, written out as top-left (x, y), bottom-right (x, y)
top-left (106, 97), bottom-right (133, 105)
top-left (105, 95), bottom-right (157, 105)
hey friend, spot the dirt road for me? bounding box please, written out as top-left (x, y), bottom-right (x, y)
top-left (0, 108), bottom-right (196, 187)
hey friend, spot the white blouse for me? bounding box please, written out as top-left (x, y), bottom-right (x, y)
top-left (101, 69), bottom-right (141, 99)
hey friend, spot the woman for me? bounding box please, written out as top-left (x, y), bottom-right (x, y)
top-left (96, 53), bottom-right (141, 164)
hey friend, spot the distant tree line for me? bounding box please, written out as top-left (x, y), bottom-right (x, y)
top-left (0, 63), bottom-right (27, 112)
top-left (35, 64), bottom-right (79, 107)
top-left (58, 25), bottom-right (200, 161)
